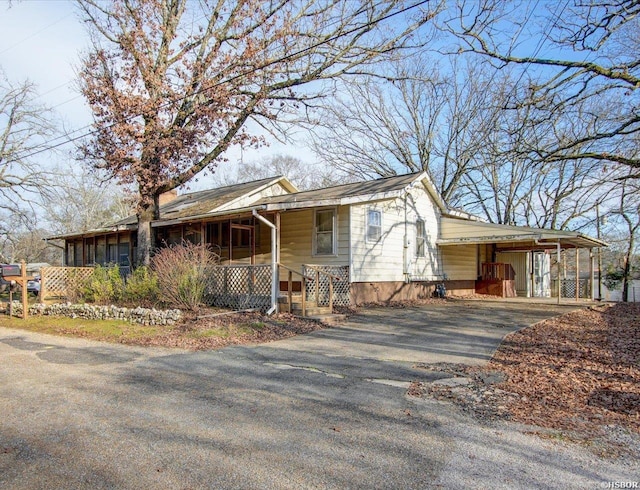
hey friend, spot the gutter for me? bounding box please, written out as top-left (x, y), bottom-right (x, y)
top-left (252, 209), bottom-right (278, 315)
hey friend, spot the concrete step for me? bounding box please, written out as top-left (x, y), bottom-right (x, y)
top-left (305, 314), bottom-right (347, 326)
top-left (292, 306), bottom-right (331, 316)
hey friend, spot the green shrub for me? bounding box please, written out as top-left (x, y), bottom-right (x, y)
top-left (83, 265), bottom-right (124, 304)
top-left (124, 266), bottom-right (159, 305)
top-left (151, 242), bottom-right (219, 311)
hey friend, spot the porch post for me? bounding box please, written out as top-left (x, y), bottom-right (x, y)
top-left (576, 248), bottom-right (580, 301)
top-left (253, 209), bottom-right (278, 315)
top-left (589, 248), bottom-right (595, 301)
top-left (557, 242), bottom-right (561, 305)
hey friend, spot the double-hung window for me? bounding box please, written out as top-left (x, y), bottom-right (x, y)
top-left (416, 219), bottom-right (426, 257)
top-left (366, 209), bottom-right (382, 242)
top-left (315, 209), bottom-right (336, 255)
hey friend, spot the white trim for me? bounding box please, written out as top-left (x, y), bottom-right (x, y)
top-left (415, 218), bottom-right (426, 257)
top-left (365, 207), bottom-right (382, 243)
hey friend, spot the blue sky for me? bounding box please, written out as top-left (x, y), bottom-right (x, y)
top-left (0, 0), bottom-right (311, 189)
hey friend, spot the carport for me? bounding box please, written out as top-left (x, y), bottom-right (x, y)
top-left (438, 218), bottom-right (608, 302)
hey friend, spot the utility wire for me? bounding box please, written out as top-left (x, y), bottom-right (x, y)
top-left (12, 0), bottom-right (432, 162)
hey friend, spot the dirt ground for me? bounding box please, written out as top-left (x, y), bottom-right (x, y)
top-left (420, 302), bottom-right (640, 458)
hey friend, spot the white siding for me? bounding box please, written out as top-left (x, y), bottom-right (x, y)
top-left (279, 206), bottom-right (349, 272)
top-left (350, 183), bottom-right (441, 282)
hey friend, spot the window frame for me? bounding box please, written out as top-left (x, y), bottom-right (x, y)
top-left (415, 218), bottom-right (426, 257)
top-left (366, 208), bottom-right (382, 243)
top-left (313, 207), bottom-right (337, 256)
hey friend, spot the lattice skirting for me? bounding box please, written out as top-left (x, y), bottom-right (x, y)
top-left (551, 279), bottom-right (591, 298)
top-left (303, 265), bottom-right (350, 306)
top-left (40, 267), bottom-right (94, 300)
top-left (203, 265), bottom-right (272, 311)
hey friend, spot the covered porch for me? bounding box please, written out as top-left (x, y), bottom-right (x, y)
top-left (438, 217), bottom-right (607, 302)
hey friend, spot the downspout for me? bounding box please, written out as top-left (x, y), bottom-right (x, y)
top-left (403, 189), bottom-right (410, 283)
top-left (253, 209), bottom-right (278, 315)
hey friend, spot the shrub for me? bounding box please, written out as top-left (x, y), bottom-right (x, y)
top-left (150, 242), bottom-right (219, 311)
top-left (83, 265), bottom-right (125, 304)
top-left (124, 266), bottom-right (160, 306)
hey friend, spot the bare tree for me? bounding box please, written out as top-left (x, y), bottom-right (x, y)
top-left (0, 70), bottom-right (56, 244)
top-left (44, 166), bottom-right (134, 235)
top-left (605, 176), bottom-right (640, 301)
top-left (213, 153), bottom-right (352, 190)
top-left (440, 0), bottom-right (640, 175)
top-left (77, 0), bottom-right (439, 265)
top-left (311, 57), bottom-right (502, 205)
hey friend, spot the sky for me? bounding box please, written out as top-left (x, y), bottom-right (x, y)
top-left (0, 0), bottom-right (311, 191)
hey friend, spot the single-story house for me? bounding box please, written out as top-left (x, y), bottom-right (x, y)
top-left (50, 171), bottom-right (606, 312)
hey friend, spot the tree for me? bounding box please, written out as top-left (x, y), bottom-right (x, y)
top-left (77, 0), bottom-right (437, 265)
top-left (213, 153), bottom-right (352, 190)
top-left (44, 166), bottom-right (134, 236)
top-left (440, 0), bottom-right (640, 175)
top-left (0, 70), bottom-right (57, 246)
top-left (311, 57), bottom-right (498, 206)
top-left (311, 54), bottom-right (611, 227)
top-left (604, 176), bottom-right (640, 301)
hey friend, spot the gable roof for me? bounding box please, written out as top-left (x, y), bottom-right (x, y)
top-left (256, 171), bottom-right (447, 211)
top-left (115, 176), bottom-right (297, 226)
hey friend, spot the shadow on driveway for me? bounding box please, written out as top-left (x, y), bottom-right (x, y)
top-left (262, 300), bottom-right (579, 365)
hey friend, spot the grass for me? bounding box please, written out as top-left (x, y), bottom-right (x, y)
top-left (0, 312), bottom-right (271, 345)
top-left (0, 315), bottom-right (162, 342)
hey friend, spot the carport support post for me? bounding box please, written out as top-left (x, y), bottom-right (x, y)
top-left (576, 248), bottom-right (580, 302)
top-left (556, 242), bottom-right (561, 305)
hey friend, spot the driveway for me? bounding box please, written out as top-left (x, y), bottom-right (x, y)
top-left (0, 301), bottom-right (635, 489)
top-left (263, 300), bottom-right (578, 365)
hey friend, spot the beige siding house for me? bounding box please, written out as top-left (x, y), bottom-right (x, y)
top-left (52, 171), bottom-right (606, 311)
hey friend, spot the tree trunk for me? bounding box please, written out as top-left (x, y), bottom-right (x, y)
top-left (136, 195), bottom-right (159, 267)
top-left (622, 234), bottom-right (634, 303)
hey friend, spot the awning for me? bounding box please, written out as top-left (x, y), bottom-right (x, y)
top-left (438, 217), bottom-right (607, 249)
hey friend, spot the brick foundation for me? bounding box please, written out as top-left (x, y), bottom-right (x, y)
top-left (350, 280), bottom-right (476, 305)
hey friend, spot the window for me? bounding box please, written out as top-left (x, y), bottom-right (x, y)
top-left (416, 219), bottom-right (426, 257)
top-left (315, 209), bottom-right (335, 255)
top-left (366, 209), bottom-right (382, 242)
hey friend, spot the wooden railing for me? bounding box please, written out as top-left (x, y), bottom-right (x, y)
top-left (277, 264), bottom-right (345, 315)
top-left (278, 264), bottom-right (311, 316)
top-left (481, 263), bottom-right (516, 281)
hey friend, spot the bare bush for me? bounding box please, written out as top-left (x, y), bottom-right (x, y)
top-left (150, 242), bottom-right (219, 311)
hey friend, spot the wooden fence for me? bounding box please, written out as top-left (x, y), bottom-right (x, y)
top-left (40, 267), bottom-right (94, 300)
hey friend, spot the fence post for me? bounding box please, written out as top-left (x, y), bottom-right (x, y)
top-left (329, 276), bottom-right (333, 313)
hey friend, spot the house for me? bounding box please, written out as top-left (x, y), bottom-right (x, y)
top-left (50, 172), bottom-right (606, 312)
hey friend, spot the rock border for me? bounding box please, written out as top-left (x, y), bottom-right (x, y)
top-left (5, 301), bottom-right (182, 326)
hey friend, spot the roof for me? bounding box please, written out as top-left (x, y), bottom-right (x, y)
top-left (438, 217), bottom-right (607, 249)
top-left (256, 171), bottom-right (447, 211)
top-left (115, 176), bottom-right (297, 226)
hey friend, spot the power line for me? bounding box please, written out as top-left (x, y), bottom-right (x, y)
top-left (12, 0), bottom-right (432, 162)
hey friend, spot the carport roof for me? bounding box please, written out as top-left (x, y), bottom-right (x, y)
top-left (437, 217), bottom-right (607, 249)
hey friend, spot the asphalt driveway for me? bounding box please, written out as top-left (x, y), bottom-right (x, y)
top-left (263, 300), bottom-right (578, 365)
top-left (0, 301), bottom-right (635, 489)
